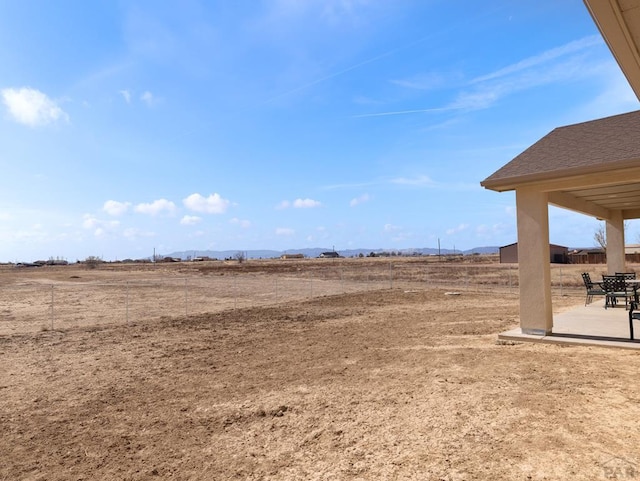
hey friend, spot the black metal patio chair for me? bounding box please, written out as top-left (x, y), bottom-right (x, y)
top-left (629, 301), bottom-right (640, 340)
top-left (616, 272), bottom-right (639, 303)
top-left (581, 272), bottom-right (607, 306)
top-left (602, 275), bottom-right (630, 309)
top-left (615, 272), bottom-right (636, 280)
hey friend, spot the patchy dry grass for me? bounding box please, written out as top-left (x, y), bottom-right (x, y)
top-left (1, 259), bottom-right (637, 480)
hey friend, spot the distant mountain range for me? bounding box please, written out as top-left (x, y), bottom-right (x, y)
top-left (166, 246), bottom-right (500, 260)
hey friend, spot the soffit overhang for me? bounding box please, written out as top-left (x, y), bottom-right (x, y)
top-left (482, 163), bottom-right (640, 220)
top-left (584, 0), bottom-right (640, 99)
top-left (480, 109), bottom-right (640, 219)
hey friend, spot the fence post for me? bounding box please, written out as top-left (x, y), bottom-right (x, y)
top-left (126, 281), bottom-right (129, 325)
top-left (50, 284), bottom-right (54, 330)
top-left (559, 268), bottom-right (563, 297)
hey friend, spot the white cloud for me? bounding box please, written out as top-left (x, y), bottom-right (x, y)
top-left (277, 198), bottom-right (322, 209)
top-left (390, 73), bottom-right (447, 91)
top-left (576, 61), bottom-right (640, 119)
top-left (82, 214), bottom-right (99, 230)
top-left (141, 91), bottom-right (156, 106)
top-left (471, 35), bottom-right (602, 84)
top-left (103, 200), bottom-right (131, 216)
top-left (82, 214), bottom-right (120, 237)
top-left (476, 224), bottom-right (489, 236)
top-left (271, 0), bottom-right (373, 23)
top-left (391, 175), bottom-right (435, 186)
top-left (293, 198), bottom-right (321, 208)
top-left (350, 193), bottom-right (370, 207)
top-left (183, 193), bottom-right (230, 214)
top-left (134, 199), bottom-right (177, 216)
top-left (180, 215), bottom-right (202, 225)
top-left (357, 36), bottom-right (608, 119)
top-left (119, 90), bottom-right (132, 103)
top-left (123, 227), bottom-right (155, 239)
top-left (230, 217), bottom-right (251, 228)
top-left (1, 87), bottom-right (68, 127)
top-left (276, 227), bottom-right (295, 236)
top-left (476, 222), bottom-right (511, 240)
top-left (384, 223), bottom-right (401, 232)
top-left (450, 36), bottom-right (607, 112)
top-left (449, 90), bottom-right (500, 111)
top-left (446, 223), bottom-right (469, 235)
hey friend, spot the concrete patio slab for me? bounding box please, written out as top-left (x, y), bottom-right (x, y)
top-left (499, 301), bottom-right (640, 350)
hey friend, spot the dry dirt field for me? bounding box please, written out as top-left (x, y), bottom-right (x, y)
top-left (2, 258), bottom-right (640, 480)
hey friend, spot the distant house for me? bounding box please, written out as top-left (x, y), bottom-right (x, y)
top-left (319, 251), bottom-right (341, 258)
top-left (46, 259), bottom-right (69, 266)
top-left (626, 244), bottom-right (640, 258)
top-left (281, 253), bottom-right (304, 259)
top-left (567, 248), bottom-right (606, 265)
top-left (567, 244), bottom-right (640, 264)
top-left (499, 242), bottom-right (568, 264)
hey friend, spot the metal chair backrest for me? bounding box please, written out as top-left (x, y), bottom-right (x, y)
top-left (616, 272), bottom-right (636, 280)
top-left (582, 272), bottom-right (593, 288)
top-left (602, 275), bottom-right (626, 292)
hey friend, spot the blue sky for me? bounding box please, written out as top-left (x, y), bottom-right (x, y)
top-left (1, 0), bottom-right (639, 262)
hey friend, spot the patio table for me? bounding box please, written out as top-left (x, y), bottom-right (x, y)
top-left (625, 279), bottom-right (640, 303)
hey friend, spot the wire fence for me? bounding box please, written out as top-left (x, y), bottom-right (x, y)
top-left (0, 263), bottom-right (585, 335)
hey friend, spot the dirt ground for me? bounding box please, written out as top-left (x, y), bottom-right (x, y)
top-left (2, 260), bottom-right (640, 480)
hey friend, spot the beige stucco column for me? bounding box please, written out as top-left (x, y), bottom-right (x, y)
top-left (515, 187), bottom-right (553, 335)
top-left (606, 211), bottom-right (625, 274)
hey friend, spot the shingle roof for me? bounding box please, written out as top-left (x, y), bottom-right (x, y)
top-left (481, 109), bottom-right (640, 191)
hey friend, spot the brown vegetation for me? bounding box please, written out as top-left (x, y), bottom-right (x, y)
top-left (1, 258), bottom-right (638, 479)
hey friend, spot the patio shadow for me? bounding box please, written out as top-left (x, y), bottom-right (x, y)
top-left (499, 302), bottom-right (640, 350)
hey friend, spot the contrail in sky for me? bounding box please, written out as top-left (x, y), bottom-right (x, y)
top-left (261, 35), bottom-right (434, 106)
top-left (352, 107), bottom-right (453, 118)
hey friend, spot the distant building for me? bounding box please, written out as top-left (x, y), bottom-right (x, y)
top-left (499, 242), bottom-right (568, 264)
top-left (567, 244), bottom-right (640, 264)
top-left (319, 251), bottom-right (341, 258)
top-left (45, 259), bottom-right (69, 266)
top-left (626, 244), bottom-right (640, 256)
top-left (567, 248), bottom-right (605, 264)
top-left (280, 254), bottom-right (304, 259)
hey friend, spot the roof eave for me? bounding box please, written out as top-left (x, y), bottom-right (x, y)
top-left (583, 0), bottom-right (640, 100)
top-left (481, 158), bottom-right (640, 192)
